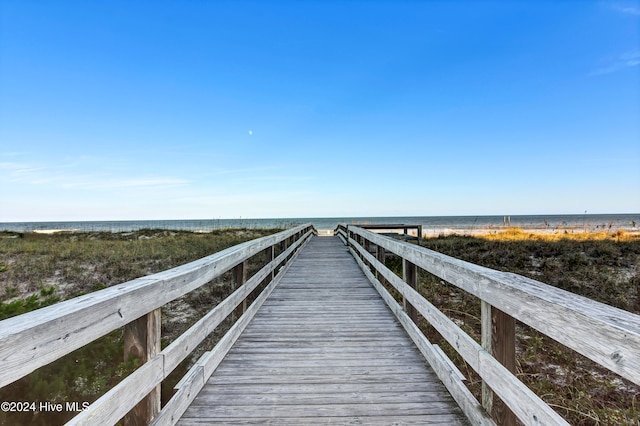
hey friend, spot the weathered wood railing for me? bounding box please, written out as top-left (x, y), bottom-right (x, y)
top-left (0, 224), bottom-right (315, 425)
top-left (335, 224), bottom-right (640, 426)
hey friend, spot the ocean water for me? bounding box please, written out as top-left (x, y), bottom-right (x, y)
top-left (1, 214), bottom-right (638, 234)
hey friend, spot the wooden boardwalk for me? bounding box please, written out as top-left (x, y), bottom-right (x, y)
top-left (178, 236), bottom-right (467, 425)
top-left (3, 224), bottom-right (638, 425)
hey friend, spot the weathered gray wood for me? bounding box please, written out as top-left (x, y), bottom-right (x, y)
top-left (162, 235), bottom-right (308, 376)
top-left (491, 306), bottom-right (516, 426)
top-left (352, 223), bottom-right (422, 242)
top-left (233, 260), bottom-right (247, 316)
top-left (350, 247), bottom-right (495, 426)
top-left (376, 244), bottom-right (386, 282)
top-left (157, 365), bottom-right (204, 426)
top-left (264, 245), bottom-right (275, 281)
top-left (351, 237), bottom-right (569, 425)
top-left (193, 382), bottom-right (444, 394)
top-left (182, 402), bottom-right (461, 418)
top-left (70, 231), bottom-right (313, 426)
top-left (123, 309), bottom-right (161, 425)
top-left (0, 224), bottom-right (314, 389)
top-left (152, 233), bottom-right (312, 426)
top-left (403, 258), bottom-right (418, 322)
top-left (153, 352), bottom-right (208, 426)
top-left (481, 301), bottom-right (494, 415)
top-left (176, 415), bottom-right (465, 425)
top-left (197, 389), bottom-right (454, 404)
top-left (177, 236), bottom-right (467, 425)
top-left (349, 225), bottom-right (640, 387)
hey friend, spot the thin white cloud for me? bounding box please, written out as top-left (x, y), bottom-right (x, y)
top-left (60, 177), bottom-right (188, 190)
top-left (0, 161), bottom-right (188, 190)
top-left (589, 50), bottom-right (640, 76)
top-left (204, 165), bottom-right (281, 177)
top-left (0, 162), bottom-right (52, 183)
top-left (200, 166), bottom-right (315, 185)
top-left (0, 151), bottom-right (28, 158)
top-left (608, 2), bottom-right (640, 15)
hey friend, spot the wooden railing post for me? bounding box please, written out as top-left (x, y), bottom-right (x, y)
top-left (265, 245), bottom-right (275, 282)
top-left (375, 245), bottom-right (385, 283)
top-left (402, 259), bottom-right (418, 323)
top-left (123, 309), bottom-right (161, 425)
top-left (481, 301), bottom-right (494, 415)
top-left (482, 301), bottom-right (516, 425)
top-left (364, 239), bottom-right (371, 268)
top-left (234, 260), bottom-right (248, 316)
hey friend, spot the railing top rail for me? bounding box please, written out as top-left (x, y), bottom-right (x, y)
top-left (335, 223), bottom-right (420, 228)
top-left (0, 223), bottom-right (314, 389)
top-left (343, 224), bottom-right (640, 387)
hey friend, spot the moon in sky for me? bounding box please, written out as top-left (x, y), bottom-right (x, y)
top-left (248, 130), bottom-right (253, 135)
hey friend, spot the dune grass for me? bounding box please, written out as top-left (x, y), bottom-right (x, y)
top-left (481, 226), bottom-right (638, 243)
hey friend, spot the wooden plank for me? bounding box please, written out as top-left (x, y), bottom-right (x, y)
top-left (226, 341), bottom-right (420, 358)
top-left (264, 245), bottom-right (275, 281)
top-left (349, 225), bottom-right (640, 387)
top-left (481, 300), bottom-right (494, 415)
top-left (403, 258), bottom-right (418, 322)
top-left (200, 372), bottom-right (442, 386)
top-left (176, 415), bottom-right (466, 425)
top-left (123, 309), bottom-right (161, 425)
top-left (232, 260), bottom-right (247, 316)
top-left (177, 236), bottom-right (467, 425)
top-left (196, 390), bottom-right (454, 405)
top-left (491, 306), bottom-right (516, 425)
top-left (211, 365), bottom-right (432, 377)
top-left (183, 402), bottom-right (460, 417)
top-left (192, 382), bottom-right (444, 395)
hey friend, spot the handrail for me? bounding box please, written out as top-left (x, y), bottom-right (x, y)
top-left (0, 223), bottom-right (315, 425)
top-left (336, 224), bottom-right (640, 425)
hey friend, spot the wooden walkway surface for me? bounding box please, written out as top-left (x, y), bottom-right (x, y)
top-left (178, 236), bottom-right (467, 425)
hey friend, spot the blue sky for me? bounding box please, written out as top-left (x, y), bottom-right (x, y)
top-left (1, 1), bottom-right (638, 221)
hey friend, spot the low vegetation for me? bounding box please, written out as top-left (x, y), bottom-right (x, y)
top-left (0, 228), bottom-right (282, 426)
top-left (410, 229), bottom-right (639, 425)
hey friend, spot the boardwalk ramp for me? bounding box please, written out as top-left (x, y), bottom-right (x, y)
top-left (178, 236), bottom-right (467, 424)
